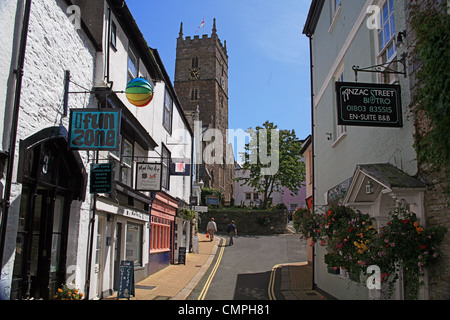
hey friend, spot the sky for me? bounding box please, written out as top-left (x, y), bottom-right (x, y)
top-left (126, 0), bottom-right (312, 159)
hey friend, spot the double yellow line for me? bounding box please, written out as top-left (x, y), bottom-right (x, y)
top-left (268, 264), bottom-right (282, 300)
top-left (198, 237), bottom-right (226, 300)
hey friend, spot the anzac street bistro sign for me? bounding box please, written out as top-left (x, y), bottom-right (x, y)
top-left (335, 82), bottom-right (403, 127)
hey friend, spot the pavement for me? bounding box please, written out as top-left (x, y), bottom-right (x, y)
top-left (105, 226), bottom-right (330, 301)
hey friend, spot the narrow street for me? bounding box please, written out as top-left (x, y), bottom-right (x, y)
top-left (187, 232), bottom-right (308, 300)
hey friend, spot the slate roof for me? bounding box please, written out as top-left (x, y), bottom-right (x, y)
top-left (357, 163), bottom-right (425, 189)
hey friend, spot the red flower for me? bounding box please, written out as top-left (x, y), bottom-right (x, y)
top-left (420, 245), bottom-right (427, 250)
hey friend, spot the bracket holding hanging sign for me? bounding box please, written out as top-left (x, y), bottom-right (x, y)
top-left (352, 52), bottom-right (407, 82)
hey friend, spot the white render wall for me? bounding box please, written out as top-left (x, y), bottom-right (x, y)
top-left (0, 0), bottom-right (96, 298)
top-left (311, 0), bottom-right (417, 300)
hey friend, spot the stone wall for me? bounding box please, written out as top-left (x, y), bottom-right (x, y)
top-left (405, 0), bottom-right (450, 299)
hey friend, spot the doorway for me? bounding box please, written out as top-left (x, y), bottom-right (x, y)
top-left (11, 129), bottom-right (87, 300)
top-left (12, 187), bottom-right (70, 299)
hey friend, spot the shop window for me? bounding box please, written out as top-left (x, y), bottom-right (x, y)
top-left (126, 223), bottom-right (143, 266)
top-left (150, 216), bottom-right (171, 252)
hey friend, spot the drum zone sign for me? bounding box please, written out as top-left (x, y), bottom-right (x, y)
top-left (335, 82), bottom-right (403, 128)
top-left (69, 109), bottom-right (121, 150)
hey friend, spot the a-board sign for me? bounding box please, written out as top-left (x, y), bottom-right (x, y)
top-left (90, 163), bottom-right (112, 194)
top-left (178, 247), bottom-right (186, 265)
top-left (335, 82), bottom-right (403, 127)
top-left (117, 261), bottom-right (135, 300)
top-left (69, 109), bottom-right (121, 150)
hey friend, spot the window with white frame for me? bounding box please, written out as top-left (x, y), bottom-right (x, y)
top-left (378, 0), bottom-right (396, 63)
top-left (334, 69), bottom-right (346, 140)
top-left (127, 47), bottom-right (139, 83)
top-left (163, 89), bottom-right (173, 133)
top-left (110, 21), bottom-right (117, 50)
top-left (161, 144), bottom-right (171, 190)
top-left (126, 223), bottom-right (143, 266)
top-left (121, 139), bottom-right (133, 187)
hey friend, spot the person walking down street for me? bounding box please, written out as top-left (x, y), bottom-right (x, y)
top-left (206, 218), bottom-right (217, 241)
top-left (226, 220), bottom-right (237, 246)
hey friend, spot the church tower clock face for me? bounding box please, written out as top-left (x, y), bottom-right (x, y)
top-left (189, 68), bottom-right (200, 80)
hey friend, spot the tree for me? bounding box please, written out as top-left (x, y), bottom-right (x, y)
top-left (236, 121), bottom-right (306, 209)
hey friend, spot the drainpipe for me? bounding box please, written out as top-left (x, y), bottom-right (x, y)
top-left (0, 0), bottom-right (32, 276)
top-left (306, 33), bottom-right (316, 291)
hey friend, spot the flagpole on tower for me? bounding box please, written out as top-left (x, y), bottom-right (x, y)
top-left (195, 17), bottom-right (205, 34)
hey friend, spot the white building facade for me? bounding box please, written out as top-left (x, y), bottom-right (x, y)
top-left (0, 0), bottom-right (193, 300)
top-left (303, 0), bottom-right (426, 299)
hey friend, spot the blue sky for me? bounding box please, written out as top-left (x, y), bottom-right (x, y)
top-left (127, 0), bottom-right (312, 154)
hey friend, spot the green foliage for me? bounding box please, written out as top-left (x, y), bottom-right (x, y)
top-left (236, 121), bottom-right (306, 209)
top-left (178, 208), bottom-right (196, 221)
top-left (294, 205), bottom-right (447, 299)
top-left (409, 2), bottom-right (450, 173)
top-left (200, 187), bottom-right (223, 205)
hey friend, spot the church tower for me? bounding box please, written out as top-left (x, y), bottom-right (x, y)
top-left (174, 19), bottom-right (234, 203)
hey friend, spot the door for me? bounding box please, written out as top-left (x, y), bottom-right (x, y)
top-left (13, 187), bottom-right (69, 300)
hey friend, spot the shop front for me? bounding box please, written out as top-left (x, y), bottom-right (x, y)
top-left (10, 127), bottom-right (87, 300)
top-left (149, 192), bottom-right (177, 275)
top-left (93, 197), bottom-right (151, 299)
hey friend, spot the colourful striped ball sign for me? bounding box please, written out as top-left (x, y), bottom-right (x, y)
top-left (126, 78), bottom-right (154, 107)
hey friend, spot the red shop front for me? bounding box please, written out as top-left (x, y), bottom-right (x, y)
top-left (148, 192), bottom-right (178, 275)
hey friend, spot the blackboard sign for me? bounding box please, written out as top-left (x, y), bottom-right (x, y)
top-left (117, 261), bottom-right (135, 300)
top-left (90, 163), bottom-right (112, 194)
top-left (178, 247), bottom-right (186, 265)
top-left (336, 82), bottom-right (402, 127)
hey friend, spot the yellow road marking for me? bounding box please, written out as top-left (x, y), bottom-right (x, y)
top-left (268, 264), bottom-right (281, 300)
top-left (198, 237), bottom-right (225, 300)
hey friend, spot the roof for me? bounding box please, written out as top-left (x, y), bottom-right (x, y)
top-left (356, 163), bottom-right (425, 189)
top-left (302, 0), bottom-right (325, 36)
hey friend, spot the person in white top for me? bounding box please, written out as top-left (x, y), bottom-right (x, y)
top-left (206, 218), bottom-right (217, 241)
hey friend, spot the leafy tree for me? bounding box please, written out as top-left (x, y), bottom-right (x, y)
top-left (236, 121), bottom-right (305, 209)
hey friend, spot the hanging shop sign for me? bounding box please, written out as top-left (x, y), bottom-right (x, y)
top-left (335, 82), bottom-right (403, 127)
top-left (135, 162), bottom-right (162, 191)
top-left (90, 163), bottom-right (112, 194)
top-left (126, 78), bottom-right (154, 107)
top-left (170, 158), bottom-right (191, 176)
top-left (69, 109), bottom-right (121, 150)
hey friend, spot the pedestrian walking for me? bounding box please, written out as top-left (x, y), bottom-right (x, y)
top-left (206, 218), bottom-right (217, 241)
top-left (226, 220), bottom-right (237, 246)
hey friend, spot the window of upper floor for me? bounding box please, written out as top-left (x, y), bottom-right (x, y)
top-left (376, 0), bottom-right (399, 84)
top-left (127, 46), bottom-right (139, 83)
top-left (161, 144), bottom-right (171, 190)
top-left (163, 88), bottom-right (174, 133)
top-left (329, 0), bottom-right (342, 33)
top-left (110, 21), bottom-right (117, 50)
